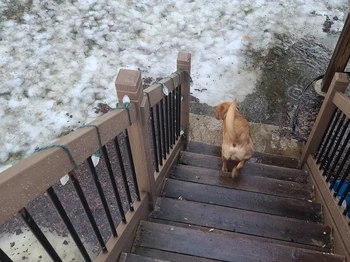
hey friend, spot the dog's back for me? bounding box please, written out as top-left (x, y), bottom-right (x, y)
top-left (216, 99), bottom-right (254, 177)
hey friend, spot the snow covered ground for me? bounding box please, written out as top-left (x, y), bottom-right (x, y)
top-left (0, 0), bottom-right (348, 170)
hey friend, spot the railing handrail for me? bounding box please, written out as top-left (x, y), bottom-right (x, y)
top-left (301, 72), bottom-right (350, 260)
top-left (0, 51), bottom-right (191, 262)
top-left (143, 71), bottom-right (184, 107)
top-left (0, 105), bottom-right (136, 224)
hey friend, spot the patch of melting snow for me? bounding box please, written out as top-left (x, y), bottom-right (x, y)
top-left (0, 227), bottom-right (96, 261)
top-left (0, 1), bottom-right (347, 171)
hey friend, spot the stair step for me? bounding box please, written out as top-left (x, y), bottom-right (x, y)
top-left (135, 221), bottom-right (345, 262)
top-left (132, 247), bottom-right (219, 262)
top-left (179, 151), bottom-right (308, 183)
top-left (163, 178), bottom-right (322, 223)
top-left (151, 197), bottom-right (331, 249)
top-left (171, 165), bottom-right (314, 201)
top-left (120, 253), bottom-right (168, 262)
top-left (187, 140), bottom-right (300, 169)
top-left (149, 218), bottom-right (327, 252)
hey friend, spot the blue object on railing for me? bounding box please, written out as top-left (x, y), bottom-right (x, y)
top-left (333, 180), bottom-right (350, 218)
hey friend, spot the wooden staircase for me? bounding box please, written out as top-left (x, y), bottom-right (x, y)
top-left (120, 141), bottom-right (345, 262)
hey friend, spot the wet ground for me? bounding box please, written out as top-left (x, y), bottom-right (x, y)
top-left (190, 28), bottom-right (344, 142)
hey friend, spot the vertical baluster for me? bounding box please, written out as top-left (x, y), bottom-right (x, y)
top-left (100, 146), bottom-right (126, 223)
top-left (323, 115), bottom-right (348, 175)
top-left (165, 95), bottom-right (170, 153)
top-left (320, 113), bottom-right (345, 170)
top-left (86, 157), bottom-right (117, 237)
top-left (333, 161), bottom-right (350, 196)
top-left (315, 109), bottom-right (337, 160)
top-left (326, 119), bottom-right (350, 182)
top-left (342, 195), bottom-right (350, 217)
top-left (177, 85), bottom-right (182, 138)
top-left (124, 129), bottom-right (141, 201)
top-left (19, 208), bottom-right (62, 262)
top-left (175, 88), bottom-right (179, 140)
top-left (172, 89), bottom-right (177, 142)
top-left (47, 187), bottom-right (92, 262)
top-left (317, 109), bottom-right (341, 165)
top-left (156, 103), bottom-right (163, 166)
top-left (114, 136), bottom-right (134, 211)
top-left (160, 99), bottom-right (167, 160)
top-left (149, 105), bottom-right (159, 172)
top-left (69, 171), bottom-right (107, 253)
top-left (169, 91), bottom-right (174, 147)
top-left (338, 174), bottom-right (350, 207)
top-left (330, 145), bottom-right (350, 190)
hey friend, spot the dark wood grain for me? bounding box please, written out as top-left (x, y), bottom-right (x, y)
top-left (163, 178), bottom-right (322, 222)
top-left (149, 218), bottom-right (328, 252)
top-left (171, 164), bottom-right (314, 201)
top-left (132, 247), bottom-right (219, 262)
top-left (179, 151), bottom-right (308, 183)
top-left (120, 253), bottom-right (168, 262)
top-left (151, 198), bottom-right (331, 248)
top-left (135, 221), bottom-right (344, 262)
top-left (187, 141), bottom-right (300, 169)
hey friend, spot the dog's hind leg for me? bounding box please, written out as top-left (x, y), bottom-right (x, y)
top-left (232, 159), bottom-right (247, 178)
top-left (222, 156), bottom-right (228, 172)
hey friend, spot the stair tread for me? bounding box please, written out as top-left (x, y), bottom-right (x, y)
top-left (163, 178), bottom-right (322, 222)
top-left (149, 218), bottom-right (328, 253)
top-left (132, 247), bottom-right (219, 262)
top-left (171, 164), bottom-right (314, 201)
top-left (135, 221), bottom-right (345, 262)
top-left (187, 141), bottom-right (300, 169)
top-left (151, 197), bottom-right (331, 248)
top-left (179, 151), bottom-right (308, 183)
top-left (120, 253), bottom-right (168, 262)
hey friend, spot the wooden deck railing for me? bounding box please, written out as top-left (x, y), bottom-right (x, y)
top-left (301, 72), bottom-right (350, 260)
top-left (0, 52), bottom-right (191, 262)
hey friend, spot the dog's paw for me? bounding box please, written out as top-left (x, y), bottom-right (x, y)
top-left (231, 168), bottom-right (240, 179)
top-left (222, 166), bottom-right (228, 172)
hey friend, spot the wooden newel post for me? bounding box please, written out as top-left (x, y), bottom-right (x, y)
top-left (177, 52), bottom-right (191, 148)
top-left (300, 73), bottom-right (349, 166)
top-left (115, 69), bottom-right (156, 206)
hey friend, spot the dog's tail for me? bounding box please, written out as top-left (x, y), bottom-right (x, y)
top-left (225, 99), bottom-right (237, 142)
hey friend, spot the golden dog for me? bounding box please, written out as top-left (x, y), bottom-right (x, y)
top-left (215, 99), bottom-right (254, 178)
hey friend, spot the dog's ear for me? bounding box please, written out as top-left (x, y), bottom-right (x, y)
top-left (215, 102), bottom-right (231, 120)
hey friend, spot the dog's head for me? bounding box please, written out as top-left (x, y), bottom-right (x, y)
top-left (215, 101), bottom-right (239, 120)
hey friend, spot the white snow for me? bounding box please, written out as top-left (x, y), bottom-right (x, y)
top-left (0, 0), bottom-right (348, 170)
top-left (0, 227), bottom-right (96, 261)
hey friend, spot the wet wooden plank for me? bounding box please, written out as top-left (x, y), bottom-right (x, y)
top-left (179, 151), bottom-right (308, 183)
top-left (163, 178), bottom-right (322, 223)
top-left (152, 198), bottom-right (331, 248)
top-left (149, 218), bottom-right (328, 253)
top-left (187, 141), bottom-right (300, 169)
top-left (187, 140), bottom-right (222, 156)
top-left (132, 247), bottom-right (219, 262)
top-left (120, 253), bottom-right (167, 262)
top-left (171, 165), bottom-right (314, 201)
top-left (135, 221), bottom-right (345, 262)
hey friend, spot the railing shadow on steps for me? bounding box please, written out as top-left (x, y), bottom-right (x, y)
top-left (0, 52), bottom-right (191, 262)
top-left (300, 72), bottom-right (350, 261)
